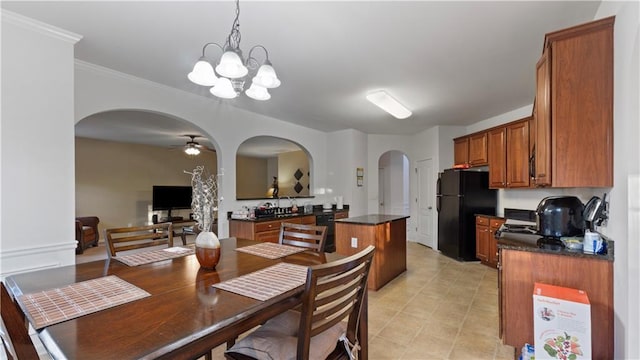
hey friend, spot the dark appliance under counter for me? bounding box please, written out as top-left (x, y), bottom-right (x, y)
top-left (315, 212), bottom-right (335, 252)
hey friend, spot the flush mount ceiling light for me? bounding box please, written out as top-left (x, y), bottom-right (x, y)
top-left (366, 90), bottom-right (412, 119)
top-left (187, 0), bottom-right (280, 101)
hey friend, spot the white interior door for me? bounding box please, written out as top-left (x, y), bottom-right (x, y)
top-left (417, 159), bottom-right (435, 248)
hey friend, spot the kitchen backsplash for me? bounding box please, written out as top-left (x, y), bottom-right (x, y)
top-left (498, 188), bottom-right (610, 217)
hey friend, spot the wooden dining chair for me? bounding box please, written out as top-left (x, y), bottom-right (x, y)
top-left (1, 281), bottom-right (40, 360)
top-left (225, 245), bottom-right (375, 360)
top-left (279, 222), bottom-right (328, 253)
top-left (104, 223), bottom-right (174, 258)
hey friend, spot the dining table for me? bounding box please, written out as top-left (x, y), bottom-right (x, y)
top-left (4, 237), bottom-right (369, 360)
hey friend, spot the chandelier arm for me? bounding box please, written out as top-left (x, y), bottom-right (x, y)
top-left (247, 45), bottom-right (271, 67)
top-left (201, 42), bottom-right (224, 57)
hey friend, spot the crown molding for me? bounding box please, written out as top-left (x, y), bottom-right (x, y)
top-left (75, 59), bottom-right (215, 101)
top-left (1, 9), bottom-right (82, 44)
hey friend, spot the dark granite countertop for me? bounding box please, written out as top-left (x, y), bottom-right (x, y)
top-left (335, 214), bottom-right (410, 225)
top-left (475, 214), bottom-right (505, 220)
top-left (228, 209), bottom-right (349, 222)
top-left (498, 234), bottom-right (614, 262)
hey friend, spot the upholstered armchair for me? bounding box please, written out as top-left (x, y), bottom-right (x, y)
top-left (75, 216), bottom-right (100, 254)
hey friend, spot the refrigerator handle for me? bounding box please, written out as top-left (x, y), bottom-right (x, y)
top-left (436, 195), bottom-right (441, 212)
top-left (436, 177), bottom-right (441, 196)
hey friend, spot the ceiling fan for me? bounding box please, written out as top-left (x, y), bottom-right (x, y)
top-left (172, 135), bottom-right (215, 156)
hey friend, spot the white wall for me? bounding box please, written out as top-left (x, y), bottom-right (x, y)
top-left (74, 61), bottom-right (329, 238)
top-left (1, 12), bottom-right (81, 276)
top-left (593, 2), bottom-right (640, 358)
top-left (326, 129), bottom-right (368, 216)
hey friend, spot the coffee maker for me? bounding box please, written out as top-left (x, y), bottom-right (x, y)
top-left (535, 196), bottom-right (586, 250)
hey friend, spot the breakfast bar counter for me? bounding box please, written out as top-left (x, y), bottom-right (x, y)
top-left (335, 214), bottom-right (409, 290)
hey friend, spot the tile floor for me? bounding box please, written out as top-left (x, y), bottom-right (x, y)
top-left (76, 240), bottom-right (516, 359)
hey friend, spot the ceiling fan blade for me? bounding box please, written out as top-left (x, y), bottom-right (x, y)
top-left (195, 143), bottom-right (216, 152)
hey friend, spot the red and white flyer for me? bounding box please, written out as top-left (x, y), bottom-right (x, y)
top-left (533, 282), bottom-right (591, 360)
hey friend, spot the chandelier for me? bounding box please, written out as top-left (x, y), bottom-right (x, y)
top-left (187, 0), bottom-right (281, 101)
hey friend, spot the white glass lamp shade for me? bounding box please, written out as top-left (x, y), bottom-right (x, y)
top-left (210, 77), bottom-right (238, 99)
top-left (245, 83), bottom-right (271, 101)
top-left (252, 64), bottom-right (281, 89)
top-left (184, 145), bottom-right (201, 156)
top-left (215, 51), bottom-right (248, 79)
top-left (188, 58), bottom-right (218, 86)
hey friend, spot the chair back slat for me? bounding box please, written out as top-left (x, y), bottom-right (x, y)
top-left (104, 223), bottom-right (173, 258)
top-left (314, 278), bottom-right (361, 309)
top-left (279, 223), bottom-right (327, 252)
top-left (0, 282), bottom-right (39, 360)
top-left (316, 264), bottom-right (368, 294)
top-left (296, 245), bottom-right (375, 359)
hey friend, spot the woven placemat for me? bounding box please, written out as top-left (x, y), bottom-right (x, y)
top-left (17, 275), bottom-right (150, 329)
top-left (235, 242), bottom-right (307, 259)
top-left (115, 246), bottom-right (195, 266)
top-left (213, 263), bottom-right (308, 301)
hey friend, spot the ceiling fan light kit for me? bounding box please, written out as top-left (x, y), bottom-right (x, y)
top-left (188, 0), bottom-right (280, 101)
top-left (184, 144), bottom-right (201, 156)
top-left (366, 90), bottom-right (412, 119)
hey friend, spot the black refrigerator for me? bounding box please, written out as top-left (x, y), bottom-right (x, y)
top-left (436, 169), bottom-right (497, 261)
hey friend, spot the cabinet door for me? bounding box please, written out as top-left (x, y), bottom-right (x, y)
top-left (300, 215), bottom-right (316, 224)
top-left (488, 127), bottom-right (506, 188)
top-left (475, 217), bottom-right (489, 262)
top-left (551, 23), bottom-right (613, 187)
top-left (255, 230), bottom-right (280, 243)
top-left (534, 50), bottom-right (552, 187)
top-left (468, 132), bottom-right (488, 166)
top-left (506, 120), bottom-right (530, 188)
top-left (334, 212), bottom-right (349, 220)
top-left (454, 137), bottom-right (469, 166)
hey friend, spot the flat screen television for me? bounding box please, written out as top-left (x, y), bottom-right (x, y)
top-left (152, 186), bottom-right (192, 218)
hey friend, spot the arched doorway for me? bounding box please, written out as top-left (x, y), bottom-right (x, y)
top-left (75, 109), bottom-right (219, 233)
top-left (377, 151), bottom-right (409, 216)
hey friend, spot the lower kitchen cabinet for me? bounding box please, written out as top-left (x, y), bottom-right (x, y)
top-left (499, 248), bottom-right (613, 358)
top-left (476, 215), bottom-right (504, 268)
top-left (475, 216), bottom-right (490, 263)
top-left (229, 215), bottom-right (315, 243)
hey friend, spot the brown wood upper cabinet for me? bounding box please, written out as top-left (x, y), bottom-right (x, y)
top-left (454, 133), bottom-right (488, 167)
top-left (453, 137), bottom-right (469, 166)
top-left (532, 16), bottom-right (614, 188)
top-left (488, 118), bottom-right (530, 188)
top-left (468, 132), bottom-right (488, 166)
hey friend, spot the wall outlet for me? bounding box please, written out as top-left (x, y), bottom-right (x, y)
top-left (351, 237), bottom-right (358, 248)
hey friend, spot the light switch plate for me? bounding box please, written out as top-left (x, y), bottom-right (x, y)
top-left (351, 237), bottom-right (358, 248)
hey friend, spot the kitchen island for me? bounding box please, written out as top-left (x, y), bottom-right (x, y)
top-left (335, 214), bottom-right (409, 290)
